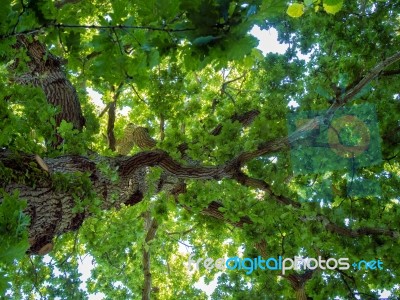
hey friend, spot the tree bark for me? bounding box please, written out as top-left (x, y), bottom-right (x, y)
top-left (141, 211), bottom-right (158, 300)
top-left (12, 35), bottom-right (85, 146)
top-left (284, 271), bottom-right (314, 300)
top-left (0, 150), bottom-right (146, 254)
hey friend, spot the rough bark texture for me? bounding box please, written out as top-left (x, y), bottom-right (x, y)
top-left (1, 147), bottom-right (398, 255)
top-left (0, 151), bottom-right (146, 254)
top-left (284, 271), bottom-right (315, 300)
top-left (12, 35), bottom-right (85, 144)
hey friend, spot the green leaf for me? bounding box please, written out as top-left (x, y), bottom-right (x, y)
top-left (192, 35), bottom-right (222, 46)
top-left (260, 0), bottom-right (288, 18)
top-left (323, 0), bottom-right (343, 14)
top-left (147, 50), bottom-right (160, 68)
top-left (66, 31), bottom-right (81, 52)
top-left (287, 3), bottom-right (304, 18)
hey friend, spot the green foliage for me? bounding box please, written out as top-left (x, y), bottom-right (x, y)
top-left (0, 83), bottom-right (56, 155)
top-left (0, 191), bottom-right (30, 295)
top-left (56, 120), bottom-right (97, 155)
top-left (51, 171), bottom-right (101, 215)
top-left (96, 160), bottom-right (119, 183)
top-left (286, 0), bottom-right (344, 16)
top-left (0, 0), bottom-right (399, 299)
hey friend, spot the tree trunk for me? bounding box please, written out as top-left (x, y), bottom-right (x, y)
top-left (12, 35), bottom-right (85, 146)
top-left (0, 151), bottom-right (146, 254)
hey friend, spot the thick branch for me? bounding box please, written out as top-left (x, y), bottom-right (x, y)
top-left (1, 148), bottom-right (398, 255)
top-left (12, 36), bottom-right (85, 135)
top-left (118, 150), bottom-right (229, 180)
top-left (199, 201), bottom-right (252, 228)
top-left (99, 102), bottom-right (112, 118)
top-left (0, 150), bottom-right (146, 254)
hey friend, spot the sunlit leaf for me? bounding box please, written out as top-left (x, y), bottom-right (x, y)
top-left (287, 3), bottom-right (305, 18)
top-left (323, 0), bottom-right (344, 14)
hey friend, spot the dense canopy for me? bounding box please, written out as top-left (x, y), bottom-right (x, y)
top-left (1, 0), bottom-right (400, 299)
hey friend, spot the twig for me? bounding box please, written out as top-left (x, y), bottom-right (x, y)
top-left (0, 23), bottom-right (196, 40)
top-left (129, 83), bottom-right (148, 105)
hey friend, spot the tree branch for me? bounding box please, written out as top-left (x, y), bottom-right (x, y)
top-left (142, 211), bottom-right (158, 300)
top-left (11, 35), bottom-right (85, 146)
top-left (1, 147), bottom-right (398, 255)
top-left (315, 214), bottom-right (399, 238)
top-left (239, 51), bottom-right (400, 163)
top-left (282, 270), bottom-right (315, 300)
top-left (381, 69), bottom-right (400, 76)
top-left (210, 109), bottom-right (260, 136)
top-left (337, 51), bottom-right (400, 105)
top-left (107, 83), bottom-right (123, 151)
top-left (0, 23), bottom-right (196, 40)
top-left (98, 102), bottom-right (111, 118)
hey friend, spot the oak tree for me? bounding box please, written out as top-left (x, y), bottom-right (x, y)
top-left (1, 0), bottom-right (399, 299)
